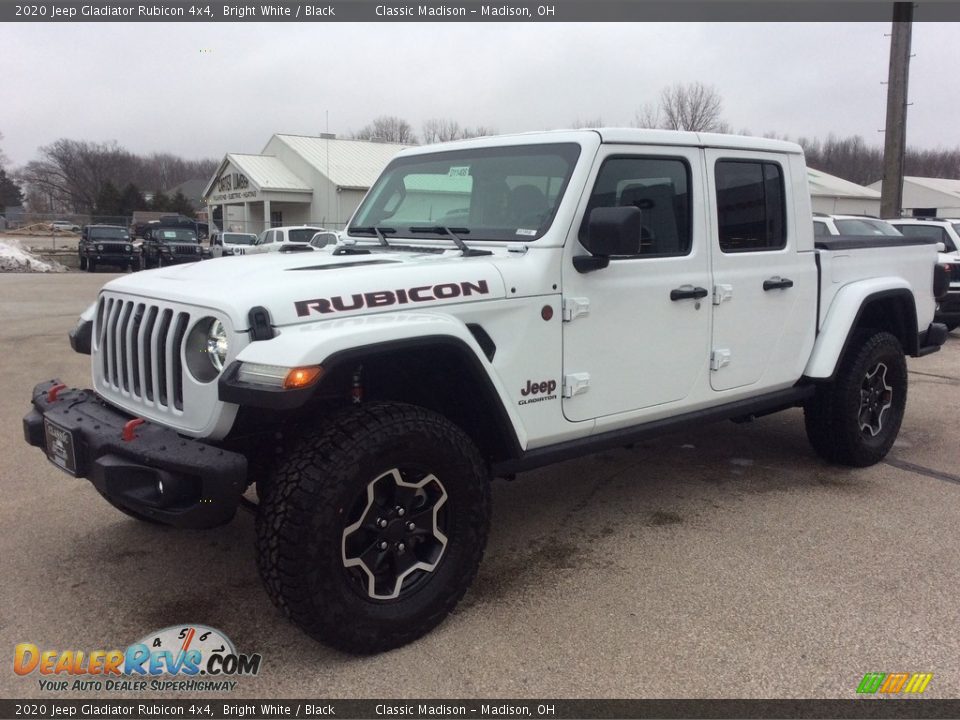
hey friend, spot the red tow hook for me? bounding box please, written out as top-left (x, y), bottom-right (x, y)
top-left (121, 418), bottom-right (146, 442)
top-left (47, 383), bottom-right (67, 402)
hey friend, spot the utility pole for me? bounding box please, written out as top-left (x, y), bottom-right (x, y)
top-left (880, 2), bottom-right (913, 218)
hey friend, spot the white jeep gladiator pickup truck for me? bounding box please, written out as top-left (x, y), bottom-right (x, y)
top-left (23, 130), bottom-right (949, 653)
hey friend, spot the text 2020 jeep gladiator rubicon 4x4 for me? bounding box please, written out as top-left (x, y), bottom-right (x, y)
top-left (23, 130), bottom-right (949, 653)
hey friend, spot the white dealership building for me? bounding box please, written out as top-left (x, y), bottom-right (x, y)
top-left (203, 134), bottom-right (409, 234)
top-left (867, 176), bottom-right (960, 217)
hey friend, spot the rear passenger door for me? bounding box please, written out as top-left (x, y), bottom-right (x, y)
top-left (705, 151), bottom-right (817, 392)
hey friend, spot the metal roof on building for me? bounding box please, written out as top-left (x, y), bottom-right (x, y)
top-left (898, 176), bottom-right (960, 199)
top-left (807, 168), bottom-right (881, 199)
top-left (226, 153), bottom-right (313, 192)
top-left (271, 135), bottom-right (411, 190)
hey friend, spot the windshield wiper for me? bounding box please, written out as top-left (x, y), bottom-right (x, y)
top-left (408, 226), bottom-right (492, 257)
top-left (350, 226), bottom-right (395, 247)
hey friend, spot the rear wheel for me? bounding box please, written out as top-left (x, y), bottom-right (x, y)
top-left (945, 320), bottom-right (959, 332)
top-left (804, 330), bottom-right (907, 467)
top-left (256, 402), bottom-right (491, 653)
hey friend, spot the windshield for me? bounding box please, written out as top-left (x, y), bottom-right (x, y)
top-left (158, 229), bottom-right (198, 242)
top-left (90, 227), bottom-right (129, 240)
top-left (834, 218), bottom-right (901, 236)
top-left (223, 233), bottom-right (256, 245)
top-left (288, 229), bottom-right (318, 243)
top-left (350, 143), bottom-right (581, 242)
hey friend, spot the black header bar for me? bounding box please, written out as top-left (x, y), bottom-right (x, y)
top-left (3, 699), bottom-right (960, 719)
top-left (3, 1), bottom-right (960, 22)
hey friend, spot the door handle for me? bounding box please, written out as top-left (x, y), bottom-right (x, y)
top-left (670, 285), bottom-right (709, 301)
top-left (763, 277), bottom-right (794, 291)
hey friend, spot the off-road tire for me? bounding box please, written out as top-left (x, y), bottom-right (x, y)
top-left (86, 259), bottom-right (96, 272)
top-left (804, 330), bottom-right (907, 467)
top-left (256, 402), bottom-right (491, 653)
top-left (78, 255), bottom-right (87, 271)
top-left (945, 320), bottom-right (959, 332)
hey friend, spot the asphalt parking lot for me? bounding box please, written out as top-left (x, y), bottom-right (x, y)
top-left (1, 272), bottom-right (958, 700)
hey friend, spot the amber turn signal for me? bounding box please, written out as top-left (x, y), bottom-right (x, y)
top-left (283, 366), bottom-right (324, 390)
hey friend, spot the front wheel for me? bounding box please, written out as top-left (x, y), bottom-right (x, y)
top-left (78, 255), bottom-right (87, 271)
top-left (256, 402), bottom-right (491, 653)
top-left (804, 330), bottom-right (907, 467)
top-left (86, 259), bottom-right (96, 272)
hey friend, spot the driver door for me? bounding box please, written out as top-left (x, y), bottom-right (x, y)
top-left (561, 146), bottom-right (711, 424)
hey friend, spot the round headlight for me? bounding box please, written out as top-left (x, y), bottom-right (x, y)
top-left (206, 320), bottom-right (229, 371)
top-left (185, 318), bottom-right (229, 383)
top-left (125, 244), bottom-right (131, 252)
top-left (96, 244), bottom-right (104, 251)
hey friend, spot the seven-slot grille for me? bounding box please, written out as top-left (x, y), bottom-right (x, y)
top-left (173, 244), bottom-right (201, 255)
top-left (95, 296), bottom-right (190, 412)
top-left (94, 243), bottom-right (130, 255)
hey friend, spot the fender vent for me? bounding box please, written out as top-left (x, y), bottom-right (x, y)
top-left (467, 324), bottom-right (496, 361)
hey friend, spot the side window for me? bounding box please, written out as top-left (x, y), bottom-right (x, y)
top-left (715, 160), bottom-right (786, 252)
top-left (263, 231), bottom-right (275, 244)
top-left (579, 156), bottom-right (691, 257)
top-left (813, 221), bottom-right (829, 237)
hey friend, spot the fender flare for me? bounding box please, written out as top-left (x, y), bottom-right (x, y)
top-left (804, 280), bottom-right (917, 379)
top-left (221, 312), bottom-right (527, 453)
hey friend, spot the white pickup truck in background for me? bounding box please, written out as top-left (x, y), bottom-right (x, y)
top-left (25, 129), bottom-right (950, 654)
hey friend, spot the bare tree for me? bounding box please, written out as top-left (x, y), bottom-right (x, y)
top-left (352, 116), bottom-right (418, 144)
top-left (631, 102), bottom-right (662, 129)
top-left (463, 125), bottom-right (496, 139)
top-left (18, 139), bottom-right (138, 212)
top-left (658, 82), bottom-right (726, 132)
top-left (17, 138), bottom-right (217, 213)
top-left (421, 119), bottom-right (496, 144)
top-left (571, 117), bottom-right (604, 129)
top-left (422, 118), bottom-right (463, 144)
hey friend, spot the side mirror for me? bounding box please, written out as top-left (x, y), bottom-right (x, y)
top-left (587, 206), bottom-right (642, 256)
top-left (936, 242), bottom-right (946, 253)
top-left (575, 206), bottom-right (642, 273)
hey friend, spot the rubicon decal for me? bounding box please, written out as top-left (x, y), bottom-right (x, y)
top-left (14, 625), bottom-right (262, 693)
top-left (519, 379), bottom-right (558, 405)
top-left (295, 279), bottom-right (490, 317)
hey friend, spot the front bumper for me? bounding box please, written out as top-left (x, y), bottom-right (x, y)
top-left (23, 379), bottom-right (247, 528)
top-left (918, 322), bottom-right (949, 356)
top-left (935, 291), bottom-right (960, 324)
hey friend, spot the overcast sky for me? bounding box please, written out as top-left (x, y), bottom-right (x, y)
top-left (3, 20), bottom-right (959, 167)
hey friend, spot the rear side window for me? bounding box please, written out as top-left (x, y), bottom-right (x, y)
top-left (715, 160), bottom-right (786, 252)
top-left (813, 221), bottom-right (830, 237)
top-left (897, 224), bottom-right (953, 250)
top-left (579, 156), bottom-right (692, 257)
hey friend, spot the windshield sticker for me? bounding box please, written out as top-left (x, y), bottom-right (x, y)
top-left (162, 231), bottom-right (178, 238)
top-left (447, 166), bottom-right (470, 178)
top-left (515, 228), bottom-right (538, 236)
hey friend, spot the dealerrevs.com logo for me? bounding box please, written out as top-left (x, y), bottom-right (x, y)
top-left (14, 625), bottom-right (262, 692)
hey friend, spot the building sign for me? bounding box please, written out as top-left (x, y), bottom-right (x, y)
top-left (208, 167), bottom-right (260, 204)
top-left (216, 172), bottom-right (250, 193)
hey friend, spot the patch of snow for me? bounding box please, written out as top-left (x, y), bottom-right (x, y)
top-left (0, 239), bottom-right (68, 273)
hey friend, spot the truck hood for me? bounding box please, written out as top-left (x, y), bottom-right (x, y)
top-left (101, 248), bottom-right (507, 330)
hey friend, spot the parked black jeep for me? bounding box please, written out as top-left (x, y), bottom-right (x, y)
top-left (133, 215), bottom-right (208, 241)
top-left (79, 225), bottom-right (138, 272)
top-left (140, 227), bottom-right (203, 269)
